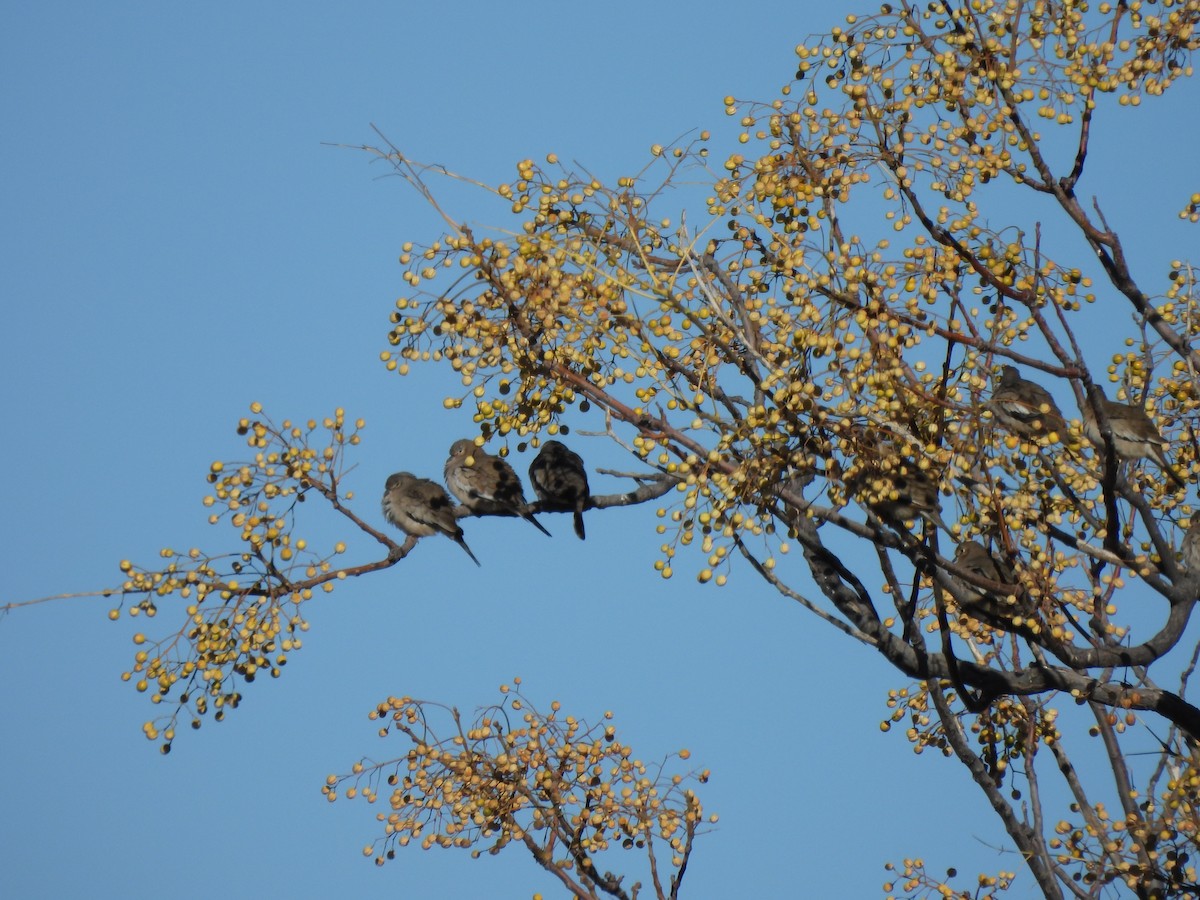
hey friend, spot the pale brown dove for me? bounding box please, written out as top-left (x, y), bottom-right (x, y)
top-left (852, 461), bottom-right (952, 533)
top-left (989, 365), bottom-right (1067, 440)
top-left (1181, 520), bottom-right (1200, 574)
top-left (445, 439), bottom-right (552, 536)
top-left (382, 472), bottom-right (480, 566)
top-left (1081, 392), bottom-right (1186, 488)
top-left (952, 541), bottom-right (1025, 620)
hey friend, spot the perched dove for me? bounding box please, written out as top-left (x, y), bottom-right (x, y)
top-left (1182, 520), bottom-right (1200, 574)
top-left (445, 439), bottom-right (552, 536)
top-left (856, 463), bottom-right (951, 533)
top-left (776, 468), bottom-right (815, 509)
top-left (528, 440), bottom-right (590, 540)
top-left (1080, 392), bottom-right (1186, 488)
top-left (382, 472), bottom-right (480, 566)
top-left (952, 541), bottom-right (1024, 620)
top-left (989, 365), bottom-right (1067, 440)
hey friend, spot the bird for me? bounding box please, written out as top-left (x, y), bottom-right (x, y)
top-left (528, 440), bottom-right (590, 540)
top-left (852, 461), bottom-right (952, 533)
top-left (1181, 520), bottom-right (1200, 574)
top-left (952, 541), bottom-right (1024, 620)
top-left (988, 365), bottom-right (1067, 440)
top-left (1080, 391), bottom-right (1186, 488)
top-left (382, 472), bottom-right (480, 566)
top-left (776, 467), bottom-right (815, 509)
top-left (445, 439), bottom-right (552, 536)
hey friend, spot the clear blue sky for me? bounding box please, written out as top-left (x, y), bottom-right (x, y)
top-left (3, 3), bottom-right (1198, 898)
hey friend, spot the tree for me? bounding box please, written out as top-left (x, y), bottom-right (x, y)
top-left (326, 682), bottom-right (709, 900)
top-left (17, 0), bottom-right (1200, 897)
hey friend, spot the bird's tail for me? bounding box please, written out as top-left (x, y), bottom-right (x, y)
top-left (457, 537), bottom-right (482, 567)
top-left (1155, 448), bottom-right (1189, 490)
top-left (524, 510), bottom-right (552, 537)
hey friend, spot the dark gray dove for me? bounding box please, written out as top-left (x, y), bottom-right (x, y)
top-left (528, 440), bottom-right (590, 540)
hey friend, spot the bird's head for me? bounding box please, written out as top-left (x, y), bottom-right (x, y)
top-left (449, 439), bottom-right (479, 462)
top-left (385, 472), bottom-right (415, 491)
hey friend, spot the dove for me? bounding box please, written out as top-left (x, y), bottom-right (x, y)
top-left (445, 439), bottom-right (552, 536)
top-left (988, 365), bottom-right (1067, 440)
top-left (382, 472), bottom-right (480, 566)
top-left (952, 541), bottom-right (1024, 620)
top-left (776, 468), bottom-right (815, 509)
top-left (528, 440), bottom-right (590, 540)
top-left (1182, 520), bottom-right (1200, 574)
top-left (1081, 392), bottom-right (1186, 488)
top-left (855, 462), bottom-right (952, 533)
top-left (779, 435), bottom-right (827, 500)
